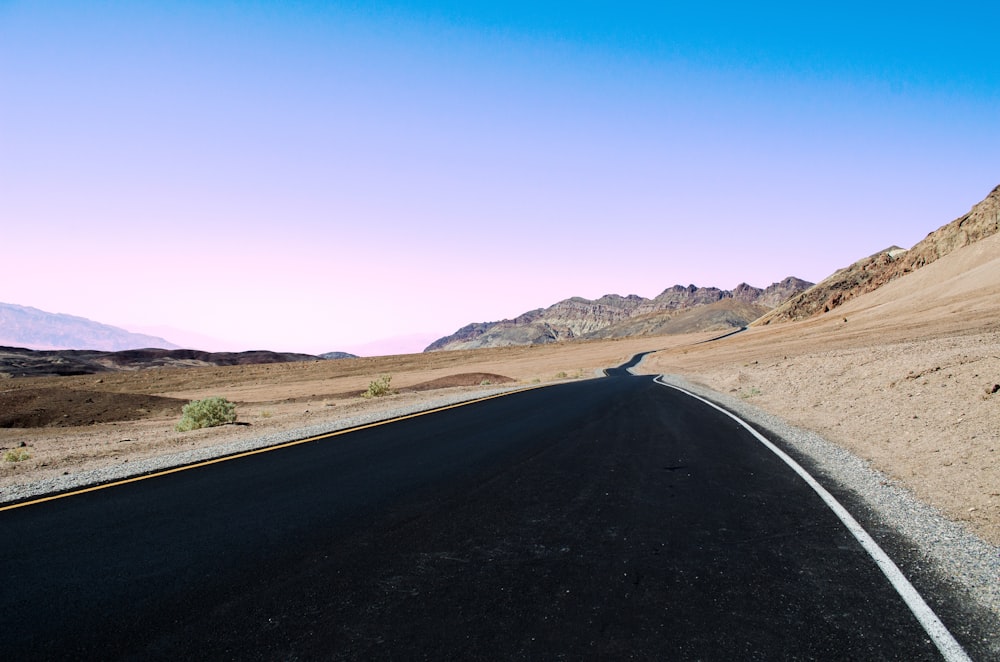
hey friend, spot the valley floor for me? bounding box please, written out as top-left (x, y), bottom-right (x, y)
top-left (0, 337), bottom-right (665, 501)
top-left (2, 328), bottom-right (998, 548)
top-left (1, 328), bottom-right (998, 628)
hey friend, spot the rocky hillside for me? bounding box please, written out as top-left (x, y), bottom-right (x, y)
top-left (758, 184), bottom-right (1000, 325)
top-left (0, 303), bottom-right (178, 351)
top-left (0, 346), bottom-right (338, 378)
top-left (426, 277), bottom-right (812, 351)
top-left (319, 351), bottom-right (360, 360)
top-left (585, 299), bottom-right (772, 340)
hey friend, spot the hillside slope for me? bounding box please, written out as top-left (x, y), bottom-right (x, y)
top-left (641, 224), bottom-right (1000, 542)
top-left (0, 347), bottom-right (332, 379)
top-left (584, 299), bottom-right (767, 339)
top-left (427, 277), bottom-right (811, 351)
top-left (758, 184), bottom-right (1000, 325)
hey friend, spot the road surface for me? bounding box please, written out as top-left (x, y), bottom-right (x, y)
top-left (0, 368), bottom-right (979, 659)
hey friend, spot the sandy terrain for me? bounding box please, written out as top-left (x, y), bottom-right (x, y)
top-left (640, 231), bottom-right (1000, 545)
top-left (643, 331), bottom-right (999, 543)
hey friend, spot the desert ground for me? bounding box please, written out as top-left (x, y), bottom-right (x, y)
top-left (0, 336), bottom-right (672, 495)
top-left (640, 231), bottom-right (1000, 546)
top-left (2, 233), bottom-right (999, 553)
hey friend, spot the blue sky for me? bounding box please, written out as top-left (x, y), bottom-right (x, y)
top-left (1, 2), bottom-right (997, 354)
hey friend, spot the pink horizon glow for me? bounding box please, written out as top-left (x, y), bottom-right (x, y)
top-left (2, 3), bottom-right (997, 355)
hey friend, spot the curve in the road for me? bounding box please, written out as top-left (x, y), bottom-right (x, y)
top-left (603, 351), bottom-right (658, 377)
top-left (652, 377), bottom-right (971, 662)
top-left (696, 325), bottom-right (749, 343)
top-left (0, 359), bottom-right (983, 660)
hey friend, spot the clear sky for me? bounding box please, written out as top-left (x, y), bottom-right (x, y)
top-left (2, 1), bottom-right (998, 355)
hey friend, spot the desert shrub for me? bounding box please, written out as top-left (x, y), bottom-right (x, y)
top-left (175, 396), bottom-right (237, 431)
top-left (3, 448), bottom-right (30, 462)
top-left (362, 375), bottom-right (393, 398)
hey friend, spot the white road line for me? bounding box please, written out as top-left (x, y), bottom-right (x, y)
top-left (652, 376), bottom-right (972, 662)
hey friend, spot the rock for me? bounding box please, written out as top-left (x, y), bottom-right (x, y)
top-left (426, 278), bottom-right (813, 351)
top-left (758, 184), bottom-right (1000, 325)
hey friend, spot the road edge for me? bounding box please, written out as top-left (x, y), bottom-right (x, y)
top-left (654, 373), bottom-right (999, 660)
top-left (0, 384), bottom-right (541, 509)
top-left (654, 375), bottom-right (972, 662)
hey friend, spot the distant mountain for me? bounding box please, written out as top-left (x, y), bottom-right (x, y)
top-left (425, 277), bottom-right (812, 352)
top-left (584, 298), bottom-right (773, 340)
top-left (758, 184), bottom-right (1000, 325)
top-left (319, 351), bottom-right (360, 360)
top-left (0, 346), bottom-right (329, 378)
top-left (0, 303), bottom-right (179, 351)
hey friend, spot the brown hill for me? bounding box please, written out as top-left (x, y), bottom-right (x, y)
top-left (584, 299), bottom-right (768, 339)
top-left (0, 347), bottom-right (339, 379)
top-left (758, 184), bottom-right (1000, 325)
top-left (426, 278), bottom-right (812, 351)
top-left (641, 220), bottom-right (1000, 544)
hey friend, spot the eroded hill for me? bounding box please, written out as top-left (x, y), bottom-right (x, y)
top-left (427, 277), bottom-right (812, 351)
top-left (758, 184), bottom-right (1000, 325)
top-left (0, 347), bottom-right (354, 379)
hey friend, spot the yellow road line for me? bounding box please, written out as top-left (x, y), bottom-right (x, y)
top-left (0, 386), bottom-right (543, 513)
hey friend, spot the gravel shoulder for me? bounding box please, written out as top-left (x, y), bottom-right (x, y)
top-left (652, 371), bottom-right (999, 652)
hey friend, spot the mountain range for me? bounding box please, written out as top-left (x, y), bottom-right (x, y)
top-left (425, 277), bottom-right (813, 352)
top-left (427, 184), bottom-right (1000, 352)
top-left (0, 346), bottom-right (336, 378)
top-left (5, 184), bottom-right (998, 368)
top-left (0, 304), bottom-right (359, 377)
top-left (0, 303), bottom-right (179, 352)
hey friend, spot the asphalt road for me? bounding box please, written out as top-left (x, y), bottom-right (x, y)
top-left (0, 370), bottom-right (977, 660)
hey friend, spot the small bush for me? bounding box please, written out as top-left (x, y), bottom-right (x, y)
top-left (4, 448), bottom-right (30, 462)
top-left (176, 396), bottom-right (237, 431)
top-left (362, 375), bottom-right (393, 398)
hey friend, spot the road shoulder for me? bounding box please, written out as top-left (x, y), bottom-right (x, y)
top-left (655, 373), bottom-right (999, 658)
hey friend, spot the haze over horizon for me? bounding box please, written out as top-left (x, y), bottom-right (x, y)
top-left (3, 2), bottom-right (998, 355)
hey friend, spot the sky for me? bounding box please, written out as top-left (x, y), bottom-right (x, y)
top-left (2, 1), bottom-right (998, 355)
